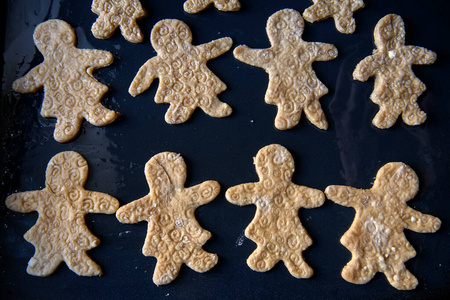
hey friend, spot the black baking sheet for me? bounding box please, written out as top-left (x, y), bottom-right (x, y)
top-left (1, 0), bottom-right (449, 299)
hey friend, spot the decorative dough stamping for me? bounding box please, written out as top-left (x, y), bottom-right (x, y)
top-left (129, 19), bottom-right (233, 124)
top-left (226, 144), bottom-right (325, 278)
top-left (5, 151), bottom-right (119, 276)
top-left (91, 0), bottom-right (146, 43)
top-left (184, 0), bottom-right (241, 14)
top-left (12, 19), bottom-right (118, 143)
top-left (116, 152), bottom-right (220, 285)
top-left (233, 9), bottom-right (337, 130)
top-left (353, 14), bottom-right (436, 129)
top-left (303, 0), bottom-right (364, 34)
top-left (325, 162), bottom-right (441, 290)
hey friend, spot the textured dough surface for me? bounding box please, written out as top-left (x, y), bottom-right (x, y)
top-left (12, 19), bottom-right (118, 143)
top-left (116, 152), bottom-right (220, 285)
top-left (303, 0), bottom-right (364, 34)
top-left (353, 14), bottom-right (436, 129)
top-left (325, 162), bottom-right (441, 290)
top-left (5, 151), bottom-right (119, 276)
top-left (129, 19), bottom-right (233, 124)
top-left (184, 0), bottom-right (241, 13)
top-left (226, 144), bottom-right (325, 278)
top-left (233, 9), bottom-right (337, 130)
top-left (91, 0), bottom-right (146, 43)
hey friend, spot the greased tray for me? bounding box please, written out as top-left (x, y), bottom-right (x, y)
top-left (1, 0), bottom-right (449, 299)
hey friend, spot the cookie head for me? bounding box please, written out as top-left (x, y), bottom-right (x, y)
top-left (374, 14), bottom-right (405, 51)
top-left (266, 9), bottom-right (304, 45)
top-left (46, 151), bottom-right (88, 193)
top-left (373, 162), bottom-right (419, 202)
top-left (151, 19), bottom-right (192, 54)
top-left (34, 19), bottom-right (76, 55)
top-left (146, 152), bottom-right (187, 193)
top-left (254, 144), bottom-right (295, 181)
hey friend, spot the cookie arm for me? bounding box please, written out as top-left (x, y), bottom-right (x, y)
top-left (129, 57), bottom-right (159, 96)
top-left (225, 183), bottom-right (256, 206)
top-left (83, 49), bottom-right (114, 70)
top-left (83, 191), bottom-right (119, 214)
top-left (314, 43), bottom-right (338, 61)
top-left (233, 45), bottom-right (271, 69)
top-left (403, 207), bottom-right (441, 233)
top-left (116, 196), bottom-right (152, 223)
top-left (197, 37), bottom-right (233, 60)
top-left (324, 185), bottom-right (360, 208)
top-left (5, 191), bottom-right (40, 213)
top-left (187, 180), bottom-right (220, 207)
top-left (296, 185), bottom-right (325, 208)
top-left (353, 55), bottom-right (379, 82)
top-left (406, 46), bottom-right (437, 65)
top-left (12, 65), bottom-right (46, 93)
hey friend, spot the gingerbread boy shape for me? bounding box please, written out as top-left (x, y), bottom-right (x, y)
top-left (325, 162), bottom-right (441, 290)
top-left (226, 144), bottom-right (325, 278)
top-left (91, 0), bottom-right (146, 43)
top-left (234, 9), bottom-right (337, 130)
top-left (303, 0), bottom-right (364, 34)
top-left (12, 19), bottom-right (118, 143)
top-left (353, 14), bottom-right (436, 129)
top-left (184, 0), bottom-right (241, 14)
top-left (116, 152), bottom-right (220, 285)
top-left (5, 151), bottom-right (119, 276)
top-left (129, 19), bottom-right (233, 124)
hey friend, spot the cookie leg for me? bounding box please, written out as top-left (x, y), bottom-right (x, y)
top-left (199, 97), bottom-right (232, 118)
top-left (341, 257), bottom-right (375, 284)
top-left (119, 18), bottom-right (144, 43)
top-left (283, 253), bottom-right (313, 278)
top-left (27, 250), bottom-right (62, 276)
top-left (372, 106), bottom-right (400, 129)
top-left (85, 104), bottom-right (118, 126)
top-left (54, 116), bottom-right (83, 143)
top-left (185, 247), bottom-right (218, 273)
top-left (64, 251), bottom-right (102, 276)
top-left (165, 102), bottom-right (194, 124)
top-left (303, 100), bottom-right (328, 130)
top-left (274, 103), bottom-right (302, 130)
top-left (384, 265), bottom-right (418, 290)
top-left (402, 102), bottom-right (427, 126)
top-left (153, 258), bottom-right (182, 285)
top-left (247, 248), bottom-right (277, 272)
top-left (333, 14), bottom-right (356, 34)
top-left (91, 16), bottom-right (117, 39)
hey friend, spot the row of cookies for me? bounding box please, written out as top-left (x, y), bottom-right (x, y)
top-left (12, 8), bottom-right (436, 143)
top-left (5, 145), bottom-right (441, 289)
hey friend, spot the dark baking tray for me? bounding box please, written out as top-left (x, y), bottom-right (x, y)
top-left (1, 0), bottom-right (449, 299)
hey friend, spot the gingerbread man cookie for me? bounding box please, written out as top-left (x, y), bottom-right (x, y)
top-left (5, 151), bottom-right (119, 276)
top-left (116, 152), bottom-right (220, 285)
top-left (12, 19), bottom-right (118, 143)
top-left (129, 19), bottom-right (233, 124)
top-left (303, 0), bottom-right (364, 34)
top-left (325, 162), bottom-right (441, 290)
top-left (233, 9), bottom-right (337, 130)
top-left (184, 0), bottom-right (241, 14)
top-left (91, 0), bottom-right (146, 43)
top-left (353, 14), bottom-right (436, 129)
top-left (226, 144), bottom-right (325, 278)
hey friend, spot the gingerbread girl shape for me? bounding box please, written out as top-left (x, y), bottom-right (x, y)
top-left (5, 151), bottom-right (119, 276)
top-left (353, 14), bottom-right (436, 129)
top-left (325, 162), bottom-right (441, 290)
top-left (91, 0), bottom-right (146, 43)
top-left (226, 144), bottom-right (325, 278)
top-left (234, 9), bottom-right (337, 130)
top-left (184, 0), bottom-right (241, 14)
top-left (303, 0), bottom-right (365, 34)
top-left (12, 19), bottom-right (118, 143)
top-left (116, 152), bottom-right (220, 285)
top-left (129, 19), bottom-right (233, 124)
